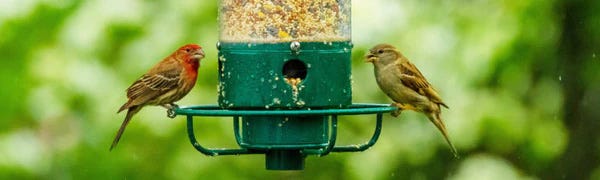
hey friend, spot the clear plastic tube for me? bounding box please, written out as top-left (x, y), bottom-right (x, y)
top-left (219, 0), bottom-right (351, 43)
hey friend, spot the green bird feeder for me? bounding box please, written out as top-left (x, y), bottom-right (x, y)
top-left (174, 0), bottom-right (396, 170)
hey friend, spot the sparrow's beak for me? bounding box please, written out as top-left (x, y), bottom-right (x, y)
top-left (193, 49), bottom-right (205, 59)
top-left (365, 53), bottom-right (376, 63)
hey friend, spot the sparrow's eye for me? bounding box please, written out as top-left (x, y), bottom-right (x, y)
top-left (377, 49), bottom-right (384, 54)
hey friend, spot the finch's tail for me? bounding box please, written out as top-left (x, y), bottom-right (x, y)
top-left (110, 105), bottom-right (142, 151)
top-left (427, 112), bottom-right (459, 158)
top-left (117, 100), bottom-right (132, 113)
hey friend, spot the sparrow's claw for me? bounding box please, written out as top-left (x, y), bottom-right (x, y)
top-left (391, 102), bottom-right (417, 111)
top-left (391, 109), bottom-right (402, 117)
top-left (390, 103), bottom-right (407, 117)
top-left (391, 102), bottom-right (403, 109)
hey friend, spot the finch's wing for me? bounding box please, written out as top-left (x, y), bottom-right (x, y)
top-left (125, 60), bottom-right (182, 107)
top-left (397, 59), bottom-right (448, 108)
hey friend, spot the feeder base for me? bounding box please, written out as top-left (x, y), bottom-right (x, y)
top-left (266, 150), bottom-right (305, 170)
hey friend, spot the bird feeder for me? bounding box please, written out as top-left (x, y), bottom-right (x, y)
top-left (174, 0), bottom-right (396, 170)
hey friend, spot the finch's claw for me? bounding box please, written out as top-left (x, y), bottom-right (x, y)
top-left (162, 103), bottom-right (180, 118)
top-left (167, 109), bottom-right (176, 118)
top-left (166, 104), bottom-right (179, 118)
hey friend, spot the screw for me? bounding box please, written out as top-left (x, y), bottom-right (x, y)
top-left (290, 41), bottom-right (300, 55)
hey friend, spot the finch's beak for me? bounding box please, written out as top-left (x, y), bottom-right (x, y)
top-left (193, 49), bottom-right (205, 59)
top-left (365, 53), bottom-right (376, 63)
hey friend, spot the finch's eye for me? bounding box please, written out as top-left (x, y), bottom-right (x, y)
top-left (185, 48), bottom-right (191, 52)
top-left (377, 49), bottom-right (384, 54)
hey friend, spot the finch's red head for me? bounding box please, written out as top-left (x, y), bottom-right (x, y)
top-left (177, 44), bottom-right (205, 61)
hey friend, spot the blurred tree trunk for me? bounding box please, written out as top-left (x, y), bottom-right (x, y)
top-left (546, 0), bottom-right (600, 179)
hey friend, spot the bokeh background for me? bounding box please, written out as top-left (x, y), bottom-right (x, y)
top-left (1, 0), bottom-right (599, 179)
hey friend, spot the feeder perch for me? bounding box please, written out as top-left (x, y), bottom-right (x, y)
top-left (173, 0), bottom-right (397, 170)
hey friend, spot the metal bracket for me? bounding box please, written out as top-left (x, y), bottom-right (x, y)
top-left (179, 104), bottom-right (394, 156)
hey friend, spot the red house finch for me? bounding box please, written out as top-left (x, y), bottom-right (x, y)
top-left (110, 44), bottom-right (205, 151)
top-left (366, 44), bottom-right (457, 157)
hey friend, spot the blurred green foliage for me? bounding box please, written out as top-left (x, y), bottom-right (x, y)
top-left (0, 0), bottom-right (598, 179)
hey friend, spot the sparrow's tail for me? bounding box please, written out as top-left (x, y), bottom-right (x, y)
top-left (427, 112), bottom-right (459, 158)
top-left (110, 105), bottom-right (142, 151)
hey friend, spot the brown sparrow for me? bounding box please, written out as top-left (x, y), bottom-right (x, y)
top-left (365, 44), bottom-right (457, 157)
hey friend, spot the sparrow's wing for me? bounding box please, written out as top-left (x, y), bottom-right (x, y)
top-left (123, 60), bottom-right (182, 109)
top-left (397, 58), bottom-right (448, 108)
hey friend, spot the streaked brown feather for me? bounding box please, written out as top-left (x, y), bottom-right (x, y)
top-left (121, 58), bottom-right (183, 110)
top-left (397, 55), bottom-right (448, 108)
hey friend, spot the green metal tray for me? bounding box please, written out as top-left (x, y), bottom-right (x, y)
top-left (174, 103), bottom-right (397, 156)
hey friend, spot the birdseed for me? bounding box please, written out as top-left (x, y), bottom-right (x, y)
top-left (220, 0), bottom-right (351, 43)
